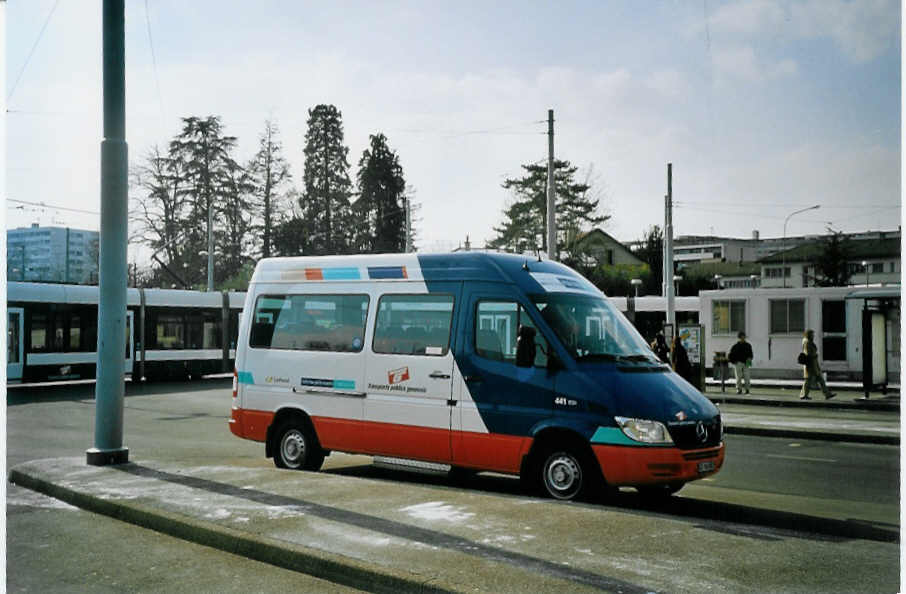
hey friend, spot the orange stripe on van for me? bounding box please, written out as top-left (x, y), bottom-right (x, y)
top-left (592, 442), bottom-right (725, 486)
top-left (305, 268), bottom-right (324, 280)
top-left (230, 408), bottom-right (273, 442)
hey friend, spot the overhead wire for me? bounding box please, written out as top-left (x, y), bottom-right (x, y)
top-left (7, 0), bottom-right (61, 103)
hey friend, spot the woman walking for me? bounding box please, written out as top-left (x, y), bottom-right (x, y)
top-left (800, 329), bottom-right (836, 400)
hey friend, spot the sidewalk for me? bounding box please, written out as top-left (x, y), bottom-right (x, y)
top-left (9, 453), bottom-right (899, 594)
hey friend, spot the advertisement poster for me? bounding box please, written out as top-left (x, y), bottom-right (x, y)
top-left (678, 325), bottom-right (702, 364)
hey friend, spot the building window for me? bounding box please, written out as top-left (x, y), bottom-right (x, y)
top-left (770, 299), bottom-right (806, 334)
top-left (871, 262), bottom-right (883, 274)
top-left (250, 294), bottom-right (369, 352)
top-left (712, 300), bottom-right (745, 336)
top-left (373, 294), bottom-right (454, 356)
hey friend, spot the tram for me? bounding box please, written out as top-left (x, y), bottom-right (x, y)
top-left (7, 282), bottom-right (244, 383)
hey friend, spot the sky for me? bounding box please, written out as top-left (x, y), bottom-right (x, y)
top-left (4, 0), bottom-right (902, 262)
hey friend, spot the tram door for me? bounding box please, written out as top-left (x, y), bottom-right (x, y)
top-left (8, 308), bottom-right (24, 381)
top-left (125, 310), bottom-right (134, 374)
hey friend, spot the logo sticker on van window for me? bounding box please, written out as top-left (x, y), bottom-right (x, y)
top-left (388, 366), bottom-right (410, 385)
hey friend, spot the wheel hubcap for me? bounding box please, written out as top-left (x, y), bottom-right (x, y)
top-left (545, 454), bottom-right (581, 499)
top-left (281, 430), bottom-right (305, 467)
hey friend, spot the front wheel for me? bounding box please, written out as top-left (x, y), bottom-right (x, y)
top-left (541, 450), bottom-right (588, 501)
top-left (272, 420), bottom-right (325, 471)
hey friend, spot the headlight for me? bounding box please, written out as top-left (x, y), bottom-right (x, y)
top-left (614, 416), bottom-right (674, 444)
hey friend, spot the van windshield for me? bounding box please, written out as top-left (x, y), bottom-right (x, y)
top-left (531, 293), bottom-right (659, 363)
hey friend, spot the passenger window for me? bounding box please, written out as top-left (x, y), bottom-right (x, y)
top-left (250, 294), bottom-right (369, 352)
top-left (475, 301), bottom-right (547, 367)
top-left (156, 314), bottom-right (185, 350)
top-left (373, 294), bottom-right (454, 356)
top-left (30, 314), bottom-right (48, 352)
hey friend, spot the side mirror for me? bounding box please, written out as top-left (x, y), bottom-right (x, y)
top-left (515, 325), bottom-right (537, 368)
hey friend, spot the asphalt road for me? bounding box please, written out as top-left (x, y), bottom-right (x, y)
top-left (6, 379), bottom-right (901, 592)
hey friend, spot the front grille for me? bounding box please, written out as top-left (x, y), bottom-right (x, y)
top-left (682, 448), bottom-right (721, 461)
top-left (667, 417), bottom-right (722, 450)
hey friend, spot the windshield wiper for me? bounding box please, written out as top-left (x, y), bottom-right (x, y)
top-left (576, 352), bottom-right (661, 364)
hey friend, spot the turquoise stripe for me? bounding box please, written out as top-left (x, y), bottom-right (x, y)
top-left (237, 371), bottom-right (254, 385)
top-left (333, 379), bottom-right (356, 390)
top-left (323, 267), bottom-right (360, 280)
top-left (591, 426), bottom-right (646, 446)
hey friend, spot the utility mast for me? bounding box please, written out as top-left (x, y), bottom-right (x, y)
top-left (546, 109), bottom-right (556, 260)
top-left (665, 163), bottom-right (675, 330)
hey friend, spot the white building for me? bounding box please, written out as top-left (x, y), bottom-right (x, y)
top-left (699, 286), bottom-right (900, 382)
top-left (7, 224), bottom-right (99, 284)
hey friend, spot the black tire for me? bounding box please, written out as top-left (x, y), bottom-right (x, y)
top-left (637, 482), bottom-right (685, 500)
top-left (540, 448), bottom-right (590, 501)
top-left (272, 419), bottom-right (325, 471)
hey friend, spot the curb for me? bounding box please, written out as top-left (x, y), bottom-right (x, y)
top-left (705, 395), bottom-right (899, 412)
top-left (8, 467), bottom-right (456, 594)
top-left (724, 425), bottom-right (899, 446)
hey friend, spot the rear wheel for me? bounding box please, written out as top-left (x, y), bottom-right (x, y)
top-left (272, 419), bottom-right (325, 471)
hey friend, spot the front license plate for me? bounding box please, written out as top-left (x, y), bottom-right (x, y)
top-left (697, 461), bottom-right (716, 474)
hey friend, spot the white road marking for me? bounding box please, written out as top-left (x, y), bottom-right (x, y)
top-left (766, 454), bottom-right (837, 463)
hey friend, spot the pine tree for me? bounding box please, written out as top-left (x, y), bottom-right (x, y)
top-left (247, 120), bottom-right (292, 259)
top-left (354, 133), bottom-right (407, 253)
top-left (489, 160), bottom-right (607, 258)
top-left (813, 229), bottom-right (853, 286)
top-left (168, 116), bottom-right (241, 286)
top-left (632, 225), bottom-right (664, 295)
top-left (300, 105), bottom-right (354, 255)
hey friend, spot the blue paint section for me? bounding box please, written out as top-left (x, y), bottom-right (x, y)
top-left (237, 371), bottom-right (254, 385)
top-left (368, 266), bottom-right (407, 279)
top-left (591, 426), bottom-right (647, 446)
top-left (413, 252), bottom-right (721, 444)
top-left (323, 267), bottom-right (361, 280)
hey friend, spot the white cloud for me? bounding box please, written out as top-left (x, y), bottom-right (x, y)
top-left (712, 46), bottom-right (798, 85)
top-left (703, 0), bottom-right (897, 63)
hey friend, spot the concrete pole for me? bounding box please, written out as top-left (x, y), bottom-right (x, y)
top-left (665, 163), bottom-right (675, 330)
top-left (88, 0), bottom-right (129, 466)
top-left (546, 109), bottom-right (556, 260)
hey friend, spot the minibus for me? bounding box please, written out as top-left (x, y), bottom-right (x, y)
top-left (230, 253), bottom-right (724, 500)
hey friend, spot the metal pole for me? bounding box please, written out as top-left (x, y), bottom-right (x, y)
top-left (665, 164), bottom-right (675, 328)
top-left (546, 109), bottom-right (555, 260)
top-left (782, 204), bottom-right (820, 289)
top-left (207, 199), bottom-right (214, 291)
top-left (88, 0), bottom-right (129, 466)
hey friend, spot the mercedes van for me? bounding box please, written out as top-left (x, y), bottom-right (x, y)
top-left (230, 252), bottom-right (724, 500)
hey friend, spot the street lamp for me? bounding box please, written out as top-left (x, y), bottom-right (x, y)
top-left (673, 274), bottom-right (683, 296)
top-left (862, 260), bottom-right (870, 286)
top-left (630, 278), bottom-right (642, 297)
top-left (750, 274), bottom-right (759, 288)
top-left (782, 204), bottom-right (820, 288)
top-left (713, 274), bottom-right (722, 289)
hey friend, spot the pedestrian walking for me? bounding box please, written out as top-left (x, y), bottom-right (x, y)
top-left (671, 336), bottom-right (692, 384)
top-left (799, 329), bottom-right (836, 400)
top-left (651, 331), bottom-right (670, 364)
top-left (728, 331), bottom-right (753, 394)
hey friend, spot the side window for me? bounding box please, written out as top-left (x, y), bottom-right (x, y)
top-left (30, 313), bottom-right (49, 352)
top-left (475, 301), bottom-right (547, 367)
top-left (250, 294), bottom-right (369, 352)
top-left (373, 294), bottom-right (454, 356)
top-left (156, 313), bottom-right (186, 350)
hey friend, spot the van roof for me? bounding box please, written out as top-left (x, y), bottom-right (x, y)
top-left (250, 252), bottom-right (605, 296)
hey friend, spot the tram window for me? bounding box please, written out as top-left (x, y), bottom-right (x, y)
top-left (70, 315), bottom-right (81, 350)
top-left (156, 314), bottom-right (185, 349)
top-left (30, 314), bottom-right (48, 352)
